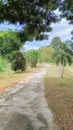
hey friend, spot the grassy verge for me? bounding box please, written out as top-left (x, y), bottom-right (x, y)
top-left (44, 64), bottom-right (73, 130)
top-left (0, 64), bottom-right (44, 93)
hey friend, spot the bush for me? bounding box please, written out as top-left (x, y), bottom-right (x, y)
top-left (25, 50), bottom-right (40, 68)
top-left (0, 56), bottom-right (7, 72)
top-left (11, 51), bottom-right (26, 71)
top-left (31, 58), bottom-right (37, 67)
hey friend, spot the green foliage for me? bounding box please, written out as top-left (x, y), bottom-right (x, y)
top-left (51, 37), bottom-right (62, 48)
top-left (0, 30), bottom-right (23, 61)
top-left (11, 51), bottom-right (26, 71)
top-left (0, 0), bottom-right (59, 41)
top-left (25, 46), bottom-right (54, 67)
top-left (25, 50), bottom-right (40, 67)
top-left (52, 43), bottom-right (72, 66)
top-left (60, 0), bottom-right (73, 24)
top-left (52, 43), bottom-right (72, 77)
top-left (0, 0), bottom-right (72, 41)
top-left (0, 56), bottom-right (7, 72)
top-left (39, 46), bottom-right (54, 63)
top-left (60, 0), bottom-right (73, 39)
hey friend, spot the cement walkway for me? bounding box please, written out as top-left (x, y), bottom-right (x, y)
top-left (0, 65), bottom-right (58, 130)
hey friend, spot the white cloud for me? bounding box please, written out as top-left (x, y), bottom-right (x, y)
top-left (49, 18), bottom-right (72, 41)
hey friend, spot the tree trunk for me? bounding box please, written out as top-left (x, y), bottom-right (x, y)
top-left (57, 63), bottom-right (61, 73)
top-left (60, 65), bottom-right (64, 78)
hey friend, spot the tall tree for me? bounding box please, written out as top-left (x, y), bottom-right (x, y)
top-left (0, 30), bottom-right (23, 61)
top-left (39, 46), bottom-right (54, 63)
top-left (52, 43), bottom-right (72, 78)
top-left (0, 0), bottom-right (72, 41)
top-left (51, 37), bottom-right (62, 48)
top-left (60, 0), bottom-right (73, 24)
top-left (0, 0), bottom-right (59, 41)
top-left (59, 0), bottom-right (73, 39)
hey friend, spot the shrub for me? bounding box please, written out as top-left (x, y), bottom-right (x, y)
top-left (11, 51), bottom-right (26, 71)
top-left (0, 56), bottom-right (7, 72)
top-left (25, 50), bottom-right (40, 67)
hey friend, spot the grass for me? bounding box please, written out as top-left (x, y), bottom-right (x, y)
top-left (0, 63), bottom-right (43, 93)
top-left (44, 64), bottom-right (73, 130)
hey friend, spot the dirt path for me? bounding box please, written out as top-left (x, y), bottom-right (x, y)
top-left (0, 65), bottom-right (58, 130)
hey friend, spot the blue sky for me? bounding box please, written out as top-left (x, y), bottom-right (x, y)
top-left (24, 18), bottom-right (73, 50)
top-left (0, 18), bottom-right (73, 51)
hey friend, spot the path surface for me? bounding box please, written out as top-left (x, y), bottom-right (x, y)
top-left (0, 65), bottom-right (58, 130)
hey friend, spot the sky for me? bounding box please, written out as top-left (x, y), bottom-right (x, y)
top-left (24, 18), bottom-right (73, 51)
top-left (0, 15), bottom-right (73, 51)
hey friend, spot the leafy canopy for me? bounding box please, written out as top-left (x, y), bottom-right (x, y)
top-left (0, 30), bottom-right (23, 61)
top-left (0, 0), bottom-right (73, 41)
top-left (60, 0), bottom-right (73, 24)
top-left (25, 49), bottom-right (40, 67)
top-left (60, 0), bottom-right (73, 39)
top-left (51, 37), bottom-right (62, 48)
top-left (52, 43), bottom-right (72, 66)
top-left (39, 46), bottom-right (54, 62)
top-left (0, 0), bottom-right (59, 41)
top-left (11, 51), bottom-right (26, 71)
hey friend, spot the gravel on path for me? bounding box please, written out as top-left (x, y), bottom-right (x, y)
top-left (0, 65), bottom-right (58, 130)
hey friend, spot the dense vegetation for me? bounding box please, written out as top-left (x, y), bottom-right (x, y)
top-left (11, 51), bottom-right (26, 71)
top-left (25, 50), bottom-right (40, 67)
top-left (0, 56), bottom-right (7, 72)
top-left (39, 46), bottom-right (54, 63)
top-left (0, 30), bottom-right (23, 60)
top-left (0, 34), bottom-right (72, 73)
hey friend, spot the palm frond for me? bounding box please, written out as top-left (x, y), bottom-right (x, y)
top-left (52, 42), bottom-right (72, 66)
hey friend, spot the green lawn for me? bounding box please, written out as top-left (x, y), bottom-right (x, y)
top-left (44, 64), bottom-right (73, 130)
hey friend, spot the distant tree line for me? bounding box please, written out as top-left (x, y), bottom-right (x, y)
top-left (0, 29), bottom-right (73, 74)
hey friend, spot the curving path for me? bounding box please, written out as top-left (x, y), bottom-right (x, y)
top-left (0, 65), bottom-right (58, 130)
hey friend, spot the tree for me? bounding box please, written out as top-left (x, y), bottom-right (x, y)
top-left (0, 30), bottom-right (23, 61)
top-left (52, 43), bottom-right (72, 78)
top-left (60, 0), bottom-right (73, 24)
top-left (0, 1), bottom-right (72, 41)
top-left (0, 0), bottom-right (59, 41)
top-left (59, 0), bottom-right (73, 38)
top-left (25, 50), bottom-right (40, 67)
top-left (51, 37), bottom-right (62, 48)
top-left (71, 31), bottom-right (73, 40)
top-left (11, 51), bottom-right (26, 71)
top-left (0, 56), bottom-right (7, 72)
top-left (65, 40), bottom-right (73, 54)
top-left (39, 46), bottom-right (54, 63)
top-left (69, 41), bottom-right (73, 55)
